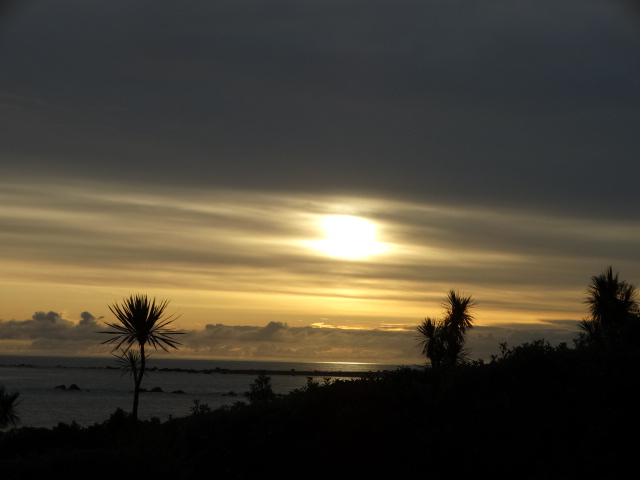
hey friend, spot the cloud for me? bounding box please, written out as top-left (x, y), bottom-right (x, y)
top-left (0, 313), bottom-right (580, 364)
top-left (190, 322), bottom-right (420, 362)
top-left (79, 311), bottom-right (103, 326)
top-left (1, 1), bottom-right (639, 218)
top-left (0, 311), bottom-right (104, 355)
top-left (1, 180), bottom-right (638, 332)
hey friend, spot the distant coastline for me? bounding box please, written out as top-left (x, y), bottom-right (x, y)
top-left (0, 356), bottom-right (404, 378)
top-left (141, 366), bottom-right (394, 378)
top-left (0, 354), bottom-right (407, 377)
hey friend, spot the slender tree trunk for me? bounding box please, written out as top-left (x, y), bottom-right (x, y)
top-left (132, 376), bottom-right (140, 421)
top-left (132, 343), bottom-right (146, 421)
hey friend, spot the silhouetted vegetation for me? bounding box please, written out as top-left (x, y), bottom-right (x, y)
top-left (0, 386), bottom-right (20, 429)
top-left (2, 270), bottom-right (640, 478)
top-left (2, 343), bottom-right (639, 478)
top-left (244, 370), bottom-right (276, 405)
top-left (100, 294), bottom-right (183, 421)
top-left (576, 266), bottom-right (640, 353)
top-left (417, 290), bottom-right (476, 366)
top-left (189, 399), bottom-right (212, 416)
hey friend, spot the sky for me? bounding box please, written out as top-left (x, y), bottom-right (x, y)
top-left (1, 0), bottom-right (640, 365)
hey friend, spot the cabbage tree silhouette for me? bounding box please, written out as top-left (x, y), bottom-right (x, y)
top-left (578, 267), bottom-right (639, 350)
top-left (0, 385), bottom-right (21, 429)
top-left (100, 295), bottom-right (183, 421)
top-left (417, 290), bottom-right (476, 367)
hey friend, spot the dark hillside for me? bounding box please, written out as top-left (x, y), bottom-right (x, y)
top-left (2, 342), bottom-right (639, 479)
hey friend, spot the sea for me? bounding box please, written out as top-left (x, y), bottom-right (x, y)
top-left (0, 355), bottom-right (407, 429)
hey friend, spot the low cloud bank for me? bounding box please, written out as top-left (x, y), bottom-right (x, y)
top-left (0, 312), bottom-right (580, 364)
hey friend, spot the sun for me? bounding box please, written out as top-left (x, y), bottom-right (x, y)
top-left (312, 215), bottom-right (386, 259)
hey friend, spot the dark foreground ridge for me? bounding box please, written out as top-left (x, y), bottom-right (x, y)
top-left (2, 341), bottom-right (640, 480)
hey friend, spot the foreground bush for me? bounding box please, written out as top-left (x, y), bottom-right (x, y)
top-left (1, 344), bottom-right (639, 479)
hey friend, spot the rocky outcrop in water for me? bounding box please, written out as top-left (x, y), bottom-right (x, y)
top-left (54, 384), bottom-right (81, 391)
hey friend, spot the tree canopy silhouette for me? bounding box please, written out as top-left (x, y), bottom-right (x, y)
top-left (100, 294), bottom-right (183, 421)
top-left (578, 267), bottom-right (640, 352)
top-left (417, 290), bottom-right (477, 367)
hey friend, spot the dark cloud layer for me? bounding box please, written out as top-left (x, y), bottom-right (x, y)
top-left (2, 0), bottom-right (639, 218)
top-left (0, 311), bottom-right (103, 352)
top-left (0, 312), bottom-right (579, 363)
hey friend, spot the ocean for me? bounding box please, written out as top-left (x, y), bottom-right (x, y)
top-left (0, 355), bottom-right (406, 429)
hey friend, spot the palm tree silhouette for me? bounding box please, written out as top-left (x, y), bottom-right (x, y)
top-left (417, 290), bottom-right (477, 367)
top-left (417, 317), bottom-right (446, 367)
top-left (101, 294), bottom-right (183, 421)
top-left (0, 385), bottom-right (21, 429)
top-left (578, 267), bottom-right (639, 350)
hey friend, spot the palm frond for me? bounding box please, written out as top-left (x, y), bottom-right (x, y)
top-left (585, 266), bottom-right (638, 326)
top-left (417, 317), bottom-right (448, 367)
top-left (101, 294), bottom-right (184, 352)
top-left (114, 349), bottom-right (148, 379)
top-left (443, 290), bottom-right (476, 334)
top-left (0, 385), bottom-right (21, 429)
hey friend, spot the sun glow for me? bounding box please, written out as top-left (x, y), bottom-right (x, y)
top-left (312, 215), bottom-right (386, 259)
